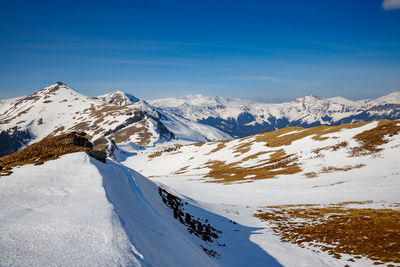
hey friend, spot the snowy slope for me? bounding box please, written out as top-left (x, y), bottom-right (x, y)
top-left (0, 150), bottom-right (284, 266)
top-left (149, 92), bottom-right (400, 137)
top-left (0, 152), bottom-right (218, 266)
top-left (122, 120), bottom-right (400, 266)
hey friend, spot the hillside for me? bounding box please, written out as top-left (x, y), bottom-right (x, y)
top-left (123, 120), bottom-right (400, 266)
top-left (149, 93), bottom-right (400, 137)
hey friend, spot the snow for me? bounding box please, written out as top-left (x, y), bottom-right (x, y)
top-left (0, 153), bottom-right (138, 266)
top-left (0, 153), bottom-right (223, 266)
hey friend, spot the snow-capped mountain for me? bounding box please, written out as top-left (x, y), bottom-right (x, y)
top-left (149, 92), bottom-right (400, 137)
top-left (98, 91), bottom-right (231, 143)
top-left (98, 90), bottom-right (140, 105)
top-left (0, 82), bottom-right (230, 156)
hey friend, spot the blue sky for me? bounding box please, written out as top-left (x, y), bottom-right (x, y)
top-left (1, 0), bottom-right (400, 101)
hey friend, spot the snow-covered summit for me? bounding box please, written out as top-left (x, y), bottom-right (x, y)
top-left (375, 91), bottom-right (400, 104)
top-left (98, 90), bottom-right (140, 106)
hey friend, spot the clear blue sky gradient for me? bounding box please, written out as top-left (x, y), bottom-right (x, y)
top-left (1, 0), bottom-right (400, 101)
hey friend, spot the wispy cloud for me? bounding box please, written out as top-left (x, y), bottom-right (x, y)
top-left (382, 0), bottom-right (400, 10)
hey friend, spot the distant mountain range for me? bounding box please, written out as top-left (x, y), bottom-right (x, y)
top-left (150, 92), bottom-right (400, 137)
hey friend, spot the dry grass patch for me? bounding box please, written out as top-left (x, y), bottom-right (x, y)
top-left (320, 164), bottom-right (365, 173)
top-left (255, 122), bottom-right (371, 147)
top-left (351, 120), bottom-right (400, 156)
top-left (109, 120), bottom-right (152, 145)
top-left (313, 141), bottom-right (348, 154)
top-left (148, 145), bottom-right (182, 159)
top-left (149, 151), bottom-right (162, 159)
top-left (0, 133), bottom-right (97, 176)
top-left (312, 181), bottom-right (345, 188)
top-left (228, 122), bottom-right (371, 156)
top-left (174, 165), bottom-right (189, 174)
top-left (304, 172), bottom-right (318, 178)
top-left (206, 140), bottom-right (230, 154)
top-left (191, 142), bottom-right (205, 147)
top-left (203, 149), bottom-right (301, 183)
top-left (255, 203), bottom-right (400, 264)
top-left (304, 164), bottom-right (365, 178)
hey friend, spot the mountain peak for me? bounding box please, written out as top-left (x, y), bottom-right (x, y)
top-left (98, 90), bottom-right (140, 106)
top-left (33, 82), bottom-right (80, 99)
top-left (375, 91), bottom-right (400, 104)
top-left (294, 94), bottom-right (321, 103)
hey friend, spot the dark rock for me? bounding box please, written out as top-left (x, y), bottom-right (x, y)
top-left (73, 135), bottom-right (93, 149)
top-left (86, 150), bottom-right (106, 163)
top-left (0, 127), bottom-right (31, 157)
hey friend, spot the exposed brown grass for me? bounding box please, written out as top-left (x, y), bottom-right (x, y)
top-left (109, 120), bottom-right (152, 145)
top-left (230, 122), bottom-right (372, 155)
top-left (351, 120), bottom-right (400, 156)
top-left (304, 172), bottom-right (318, 178)
top-left (206, 140), bottom-right (230, 154)
top-left (174, 165), bottom-right (189, 174)
top-left (149, 151), bottom-right (162, 159)
top-left (51, 126), bottom-right (66, 135)
top-left (304, 164), bottom-right (365, 178)
top-left (203, 149), bottom-right (301, 183)
top-left (313, 141), bottom-right (348, 154)
top-left (0, 133), bottom-right (94, 176)
top-left (258, 122), bottom-right (371, 146)
top-left (312, 181), bottom-right (345, 188)
top-left (255, 203), bottom-right (400, 264)
top-left (191, 142), bottom-right (205, 147)
top-left (320, 164), bottom-right (365, 173)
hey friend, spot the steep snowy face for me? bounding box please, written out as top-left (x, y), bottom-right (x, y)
top-left (98, 90), bottom-right (140, 106)
top-left (150, 92), bottom-right (400, 137)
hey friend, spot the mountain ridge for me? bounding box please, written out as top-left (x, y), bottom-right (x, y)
top-left (149, 91), bottom-right (400, 137)
top-left (0, 83), bottom-right (231, 156)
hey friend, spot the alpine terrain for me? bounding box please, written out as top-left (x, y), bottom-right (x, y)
top-left (0, 83), bottom-right (399, 267)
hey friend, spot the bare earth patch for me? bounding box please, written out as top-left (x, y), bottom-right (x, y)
top-left (255, 203), bottom-right (400, 265)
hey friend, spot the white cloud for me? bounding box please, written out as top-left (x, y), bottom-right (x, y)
top-left (382, 0), bottom-right (400, 10)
